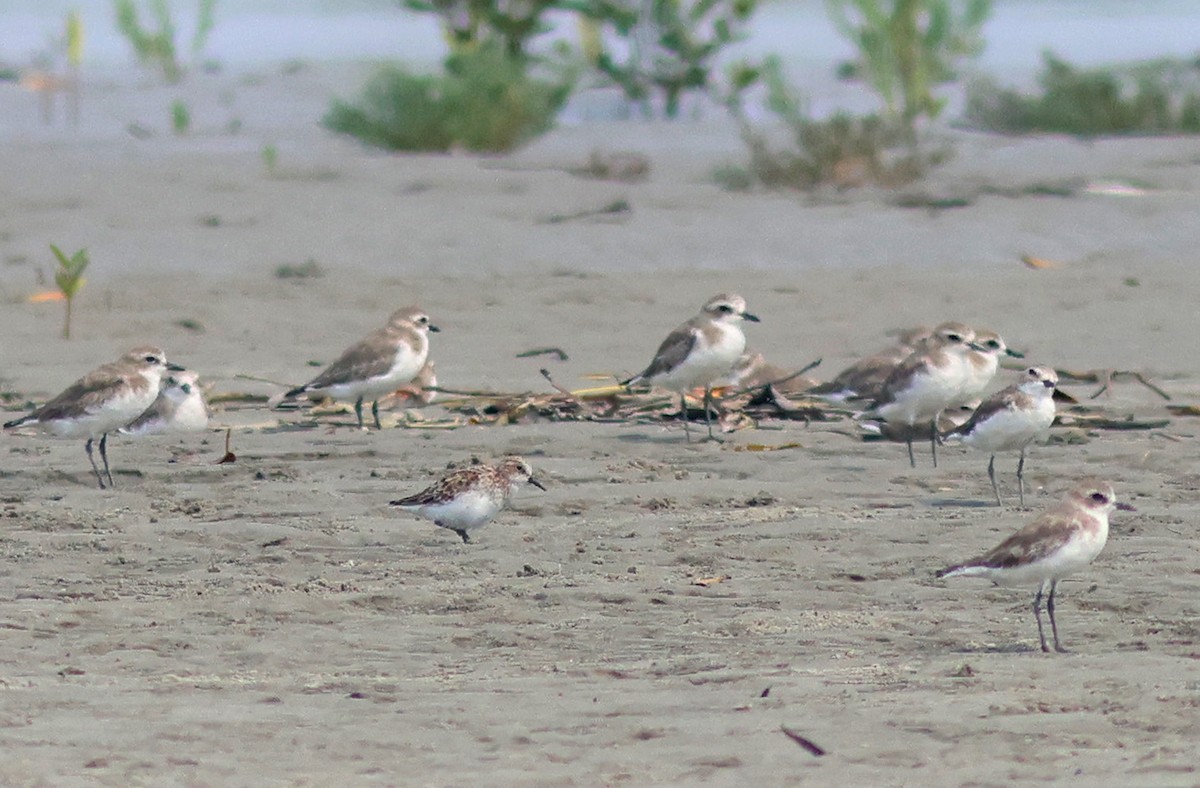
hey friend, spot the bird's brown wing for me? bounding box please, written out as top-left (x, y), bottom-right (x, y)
top-left (973, 507), bottom-right (1083, 569)
top-left (627, 324), bottom-right (698, 384)
top-left (25, 363), bottom-right (134, 422)
top-left (944, 387), bottom-right (1018, 438)
top-left (297, 327), bottom-right (401, 391)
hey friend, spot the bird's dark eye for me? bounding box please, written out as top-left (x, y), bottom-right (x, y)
top-left (1028, 368), bottom-right (1037, 375)
top-left (1090, 492), bottom-right (1108, 503)
top-left (947, 333), bottom-right (962, 342)
top-left (987, 340), bottom-right (1001, 349)
top-left (145, 355), bottom-right (158, 363)
top-left (718, 304), bottom-right (733, 313)
top-left (180, 384), bottom-right (192, 394)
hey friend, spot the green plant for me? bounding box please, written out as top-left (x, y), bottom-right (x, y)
top-left (170, 99), bottom-right (190, 133)
top-left (261, 143), bottom-right (278, 174)
top-left (826, 0), bottom-right (990, 133)
top-left (323, 43), bottom-right (572, 152)
top-left (966, 53), bottom-right (1200, 136)
top-left (723, 56), bottom-right (940, 189)
top-left (113, 0), bottom-right (218, 82)
top-left (580, 0), bottom-right (758, 118)
top-left (50, 245), bottom-right (89, 340)
top-left (404, 0), bottom-right (560, 60)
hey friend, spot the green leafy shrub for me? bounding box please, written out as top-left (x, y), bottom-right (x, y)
top-left (580, 0), bottom-right (759, 119)
top-left (966, 53), bottom-right (1200, 136)
top-left (827, 0), bottom-right (990, 133)
top-left (323, 44), bottom-right (572, 152)
top-left (404, 0), bottom-right (560, 59)
top-left (113, 0), bottom-right (218, 82)
top-left (723, 57), bottom-right (941, 189)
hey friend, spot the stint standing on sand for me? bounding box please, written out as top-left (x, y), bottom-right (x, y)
top-left (623, 293), bottom-right (760, 442)
top-left (391, 457), bottom-right (546, 544)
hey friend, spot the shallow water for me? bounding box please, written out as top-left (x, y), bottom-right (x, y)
top-left (2, 0), bottom-right (1198, 77)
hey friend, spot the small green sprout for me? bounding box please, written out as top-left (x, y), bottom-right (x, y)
top-left (50, 244), bottom-right (89, 340)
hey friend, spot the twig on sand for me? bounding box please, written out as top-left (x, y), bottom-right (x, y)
top-left (216, 429), bottom-right (236, 464)
top-left (517, 347), bottom-right (569, 362)
top-left (1054, 368), bottom-right (1171, 401)
top-left (540, 368), bottom-right (598, 418)
top-left (780, 726), bottom-right (826, 757)
top-left (539, 200), bottom-right (631, 225)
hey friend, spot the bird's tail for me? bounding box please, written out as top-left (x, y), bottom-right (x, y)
top-left (3, 414), bottom-right (34, 430)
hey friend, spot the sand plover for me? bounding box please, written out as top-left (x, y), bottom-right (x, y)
top-left (944, 365), bottom-right (1058, 506)
top-left (121, 370), bottom-right (210, 437)
top-left (860, 398), bottom-right (979, 444)
top-left (283, 306), bottom-right (438, 430)
top-left (857, 322), bottom-right (977, 467)
top-left (390, 457), bottom-right (546, 543)
top-left (3, 346), bottom-right (183, 488)
top-left (810, 325), bottom-right (931, 402)
top-left (623, 293), bottom-right (760, 442)
top-left (960, 328), bottom-right (1023, 404)
top-left (936, 480), bottom-right (1134, 653)
top-left (715, 350), bottom-right (819, 395)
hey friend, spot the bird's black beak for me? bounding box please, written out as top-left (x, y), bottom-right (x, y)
top-left (1052, 388), bottom-right (1078, 404)
top-left (529, 477), bottom-right (546, 491)
top-left (1116, 502), bottom-right (1136, 512)
top-left (743, 313), bottom-right (761, 323)
top-left (1006, 348), bottom-right (1025, 358)
top-left (428, 325), bottom-right (441, 333)
top-left (167, 362), bottom-right (186, 371)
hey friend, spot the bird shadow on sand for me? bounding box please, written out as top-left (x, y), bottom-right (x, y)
top-left (924, 497), bottom-right (1005, 509)
top-left (952, 642), bottom-right (1042, 654)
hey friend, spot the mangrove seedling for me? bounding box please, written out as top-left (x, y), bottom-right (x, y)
top-left (50, 244), bottom-right (89, 339)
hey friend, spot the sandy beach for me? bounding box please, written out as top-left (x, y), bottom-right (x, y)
top-left (3, 19), bottom-right (1200, 785)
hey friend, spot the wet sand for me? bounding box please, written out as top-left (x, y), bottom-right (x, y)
top-left (2, 63), bottom-right (1200, 785)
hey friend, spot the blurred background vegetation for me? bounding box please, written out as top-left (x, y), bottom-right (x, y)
top-left (8, 1), bottom-right (1200, 187)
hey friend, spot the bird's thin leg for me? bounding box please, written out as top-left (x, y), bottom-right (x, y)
top-left (929, 415), bottom-right (939, 467)
top-left (1048, 580), bottom-right (1068, 653)
top-left (85, 438), bottom-right (105, 489)
top-left (371, 399), bottom-right (382, 430)
top-left (679, 392), bottom-right (691, 443)
top-left (1033, 583), bottom-right (1050, 653)
top-left (1016, 448), bottom-right (1027, 506)
top-left (455, 529), bottom-right (471, 544)
top-left (988, 454), bottom-right (1002, 506)
top-left (702, 386), bottom-right (723, 443)
top-left (354, 396), bottom-right (364, 429)
top-left (905, 436), bottom-right (916, 468)
top-left (99, 433), bottom-right (114, 488)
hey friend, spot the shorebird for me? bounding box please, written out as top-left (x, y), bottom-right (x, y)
top-left (390, 457), bottom-right (546, 543)
top-left (714, 350), bottom-right (819, 396)
top-left (121, 370), bottom-right (210, 437)
top-left (944, 365), bottom-right (1058, 506)
top-left (857, 322), bottom-right (977, 467)
top-left (3, 346), bottom-right (183, 488)
top-left (810, 325), bottom-right (931, 402)
top-left (623, 293), bottom-right (760, 441)
top-left (960, 328), bottom-right (1023, 404)
top-left (283, 306), bottom-right (438, 429)
top-left (937, 480), bottom-right (1134, 653)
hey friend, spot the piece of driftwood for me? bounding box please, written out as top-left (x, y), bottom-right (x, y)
top-left (1053, 368), bottom-right (1171, 401)
top-left (517, 347), bottom-right (569, 362)
top-left (780, 726), bottom-right (826, 757)
top-left (1055, 413), bottom-right (1170, 430)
